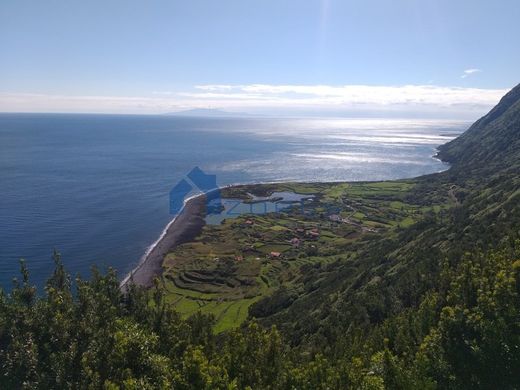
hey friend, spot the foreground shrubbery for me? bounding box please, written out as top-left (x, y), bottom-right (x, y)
top-left (0, 245), bottom-right (518, 389)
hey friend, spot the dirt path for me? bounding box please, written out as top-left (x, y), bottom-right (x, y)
top-left (448, 185), bottom-right (461, 205)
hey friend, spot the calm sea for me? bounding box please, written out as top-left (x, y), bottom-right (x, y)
top-left (0, 113), bottom-right (467, 289)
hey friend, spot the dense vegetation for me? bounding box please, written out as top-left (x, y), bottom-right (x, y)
top-left (162, 179), bottom-right (449, 332)
top-left (1, 84), bottom-right (519, 388)
top-left (160, 180), bottom-right (424, 331)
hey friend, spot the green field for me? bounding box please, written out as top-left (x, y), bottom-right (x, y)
top-left (161, 180), bottom-right (449, 332)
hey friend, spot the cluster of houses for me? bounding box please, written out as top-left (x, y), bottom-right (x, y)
top-left (268, 226), bottom-right (321, 259)
top-left (294, 226), bottom-right (320, 239)
top-left (241, 217), bottom-right (323, 261)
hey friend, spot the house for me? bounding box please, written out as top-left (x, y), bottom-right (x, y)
top-left (245, 219), bottom-right (254, 226)
top-left (329, 214), bottom-right (342, 222)
top-left (269, 251), bottom-right (281, 259)
top-left (290, 237), bottom-right (301, 248)
top-left (235, 255), bottom-right (243, 262)
top-left (307, 228), bottom-right (320, 239)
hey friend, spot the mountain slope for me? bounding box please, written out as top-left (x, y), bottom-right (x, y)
top-left (247, 83), bottom-right (520, 387)
top-left (437, 83), bottom-right (520, 173)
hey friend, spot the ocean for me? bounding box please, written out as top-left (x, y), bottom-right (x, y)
top-left (0, 113), bottom-right (467, 290)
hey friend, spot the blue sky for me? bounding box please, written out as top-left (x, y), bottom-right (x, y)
top-left (0, 0), bottom-right (519, 117)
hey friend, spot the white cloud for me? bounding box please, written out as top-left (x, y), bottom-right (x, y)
top-left (194, 85), bottom-right (236, 91)
top-left (461, 68), bottom-right (482, 78)
top-left (190, 84), bottom-right (502, 106)
top-left (0, 83), bottom-right (508, 118)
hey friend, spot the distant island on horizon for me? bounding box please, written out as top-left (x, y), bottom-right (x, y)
top-left (164, 108), bottom-right (261, 118)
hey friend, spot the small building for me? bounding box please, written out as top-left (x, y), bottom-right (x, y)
top-left (270, 251), bottom-right (282, 259)
top-left (307, 228), bottom-right (320, 239)
top-left (235, 255), bottom-right (243, 262)
top-left (329, 214), bottom-right (342, 222)
top-left (245, 219), bottom-right (254, 226)
top-left (290, 237), bottom-right (301, 247)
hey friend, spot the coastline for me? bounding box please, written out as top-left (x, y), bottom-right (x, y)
top-left (121, 193), bottom-right (207, 289)
top-left (122, 148), bottom-right (450, 290)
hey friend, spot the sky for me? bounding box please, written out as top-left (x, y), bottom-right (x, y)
top-left (0, 0), bottom-right (519, 118)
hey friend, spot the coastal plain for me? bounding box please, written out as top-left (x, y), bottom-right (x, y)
top-left (159, 180), bottom-right (453, 332)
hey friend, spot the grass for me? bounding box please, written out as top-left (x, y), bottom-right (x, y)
top-left (160, 180), bottom-right (448, 332)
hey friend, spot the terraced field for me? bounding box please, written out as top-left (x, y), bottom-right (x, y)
top-left (161, 180), bottom-right (449, 332)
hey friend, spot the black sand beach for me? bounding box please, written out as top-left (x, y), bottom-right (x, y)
top-left (121, 194), bottom-right (207, 288)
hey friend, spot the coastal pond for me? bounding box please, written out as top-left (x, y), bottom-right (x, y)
top-left (205, 191), bottom-right (314, 225)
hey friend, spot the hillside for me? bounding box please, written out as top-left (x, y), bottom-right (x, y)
top-left (0, 84), bottom-right (519, 389)
top-left (437, 83), bottom-right (520, 171)
top-left (243, 84), bottom-right (520, 387)
top-left (250, 81), bottom-right (520, 336)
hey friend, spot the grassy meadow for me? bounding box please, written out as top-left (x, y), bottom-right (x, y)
top-left (161, 180), bottom-right (449, 332)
